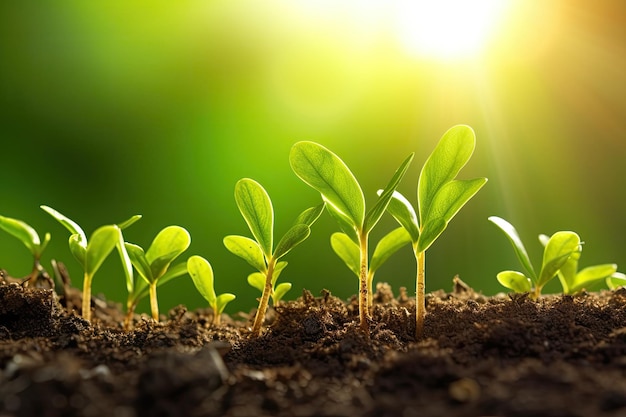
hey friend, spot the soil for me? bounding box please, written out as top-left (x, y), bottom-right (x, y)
top-left (2, 273), bottom-right (626, 417)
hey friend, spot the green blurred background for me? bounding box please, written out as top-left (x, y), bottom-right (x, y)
top-left (1, 1), bottom-right (624, 315)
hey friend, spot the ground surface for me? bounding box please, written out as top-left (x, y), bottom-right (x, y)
top-left (2, 276), bottom-right (626, 417)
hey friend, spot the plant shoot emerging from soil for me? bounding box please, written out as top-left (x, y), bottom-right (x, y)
top-left (125, 226), bottom-right (191, 322)
top-left (386, 125), bottom-right (487, 339)
top-left (489, 216), bottom-right (582, 298)
top-left (290, 141), bottom-right (414, 333)
top-left (41, 205), bottom-right (140, 321)
top-left (247, 260), bottom-right (291, 306)
top-left (0, 214), bottom-right (51, 286)
top-left (224, 178), bottom-right (324, 337)
top-left (187, 255), bottom-right (236, 325)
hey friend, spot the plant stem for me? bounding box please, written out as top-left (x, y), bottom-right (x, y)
top-left (251, 258), bottom-right (276, 337)
top-left (415, 250), bottom-right (425, 339)
top-left (212, 306), bottom-right (221, 326)
top-left (149, 282), bottom-right (159, 321)
top-left (366, 270), bottom-right (374, 311)
top-left (358, 230), bottom-right (370, 333)
top-left (82, 273), bottom-right (93, 321)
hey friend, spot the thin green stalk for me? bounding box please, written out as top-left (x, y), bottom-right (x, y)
top-left (251, 258), bottom-right (276, 337)
top-left (358, 230), bottom-right (370, 333)
top-left (149, 282), bottom-right (159, 321)
top-left (415, 249), bottom-right (425, 339)
top-left (82, 273), bottom-right (93, 321)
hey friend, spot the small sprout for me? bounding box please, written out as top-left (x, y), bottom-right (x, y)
top-left (224, 178), bottom-right (324, 337)
top-left (330, 227), bottom-right (411, 310)
top-left (385, 126), bottom-right (487, 338)
top-left (290, 141), bottom-right (414, 333)
top-left (0, 214), bottom-right (52, 286)
top-left (41, 205), bottom-right (141, 321)
top-left (538, 233), bottom-right (620, 294)
top-left (187, 255), bottom-right (236, 325)
top-left (247, 261), bottom-right (291, 305)
top-left (125, 226), bottom-right (191, 322)
top-left (606, 272), bottom-right (626, 290)
top-left (489, 216), bottom-right (581, 299)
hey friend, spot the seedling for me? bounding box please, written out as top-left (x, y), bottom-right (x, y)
top-left (290, 141), bottom-right (413, 333)
top-left (330, 227), bottom-right (411, 310)
top-left (385, 125), bottom-right (487, 339)
top-left (489, 216), bottom-right (581, 298)
top-left (187, 255), bottom-right (236, 325)
top-left (247, 260), bottom-right (291, 306)
top-left (125, 226), bottom-right (191, 321)
top-left (224, 178), bottom-right (324, 337)
top-left (0, 214), bottom-right (52, 286)
top-left (606, 272), bottom-right (626, 290)
top-left (537, 233), bottom-right (621, 294)
top-left (41, 205), bottom-right (140, 321)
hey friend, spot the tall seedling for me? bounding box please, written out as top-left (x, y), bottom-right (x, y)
top-left (290, 141), bottom-right (414, 333)
top-left (224, 178), bottom-right (324, 337)
top-left (385, 126), bottom-right (487, 339)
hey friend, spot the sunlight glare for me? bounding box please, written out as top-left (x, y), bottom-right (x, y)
top-left (395, 0), bottom-right (511, 60)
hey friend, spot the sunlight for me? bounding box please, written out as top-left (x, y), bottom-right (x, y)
top-left (394, 0), bottom-right (512, 60)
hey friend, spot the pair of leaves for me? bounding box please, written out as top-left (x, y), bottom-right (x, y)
top-left (538, 234), bottom-right (618, 294)
top-left (0, 215), bottom-right (50, 258)
top-left (224, 178), bottom-right (324, 271)
top-left (247, 261), bottom-right (291, 305)
top-left (489, 216), bottom-right (581, 294)
top-left (41, 205), bottom-right (140, 282)
top-left (187, 255), bottom-right (236, 314)
top-left (387, 125), bottom-right (487, 253)
top-left (330, 227), bottom-right (411, 278)
top-left (290, 141), bottom-right (414, 240)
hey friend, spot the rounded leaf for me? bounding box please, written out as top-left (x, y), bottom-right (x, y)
top-left (146, 226), bottom-right (191, 280)
top-left (538, 231), bottom-right (580, 288)
top-left (0, 215), bottom-right (42, 256)
top-left (330, 232), bottom-right (360, 277)
top-left (216, 293), bottom-right (236, 314)
top-left (235, 179), bottom-right (274, 258)
top-left (85, 225), bottom-right (119, 276)
top-left (187, 255), bottom-right (217, 306)
top-left (247, 272), bottom-right (265, 293)
top-left (497, 271), bottom-right (532, 293)
top-left (370, 227), bottom-right (411, 273)
top-left (224, 235), bottom-right (267, 272)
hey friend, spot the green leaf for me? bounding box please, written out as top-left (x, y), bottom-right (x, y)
top-left (187, 255), bottom-right (217, 306)
top-left (273, 282), bottom-right (292, 304)
top-left (497, 271), bottom-right (532, 293)
top-left (247, 272), bottom-right (265, 293)
top-left (290, 141), bottom-right (365, 228)
top-left (69, 234), bottom-right (86, 266)
top-left (607, 272), bottom-right (626, 290)
top-left (418, 125), bottom-right (476, 224)
top-left (274, 224), bottom-right (310, 260)
top-left (235, 178), bottom-right (274, 258)
top-left (555, 249), bottom-right (581, 294)
top-left (293, 203), bottom-right (325, 227)
top-left (125, 242), bottom-right (153, 285)
top-left (84, 225), bottom-right (119, 277)
top-left (216, 293), bottom-right (236, 314)
top-left (117, 215), bottom-right (142, 230)
top-left (326, 203), bottom-right (359, 243)
top-left (537, 231), bottom-right (581, 288)
top-left (370, 227), bottom-right (411, 273)
top-left (41, 205), bottom-right (87, 244)
top-left (416, 218), bottom-right (446, 253)
top-left (224, 235), bottom-right (267, 272)
top-left (385, 191), bottom-right (419, 243)
top-left (116, 229), bottom-right (134, 293)
top-left (568, 263), bottom-right (617, 294)
top-left (364, 153), bottom-right (414, 233)
top-left (330, 232), bottom-right (360, 276)
top-left (422, 178), bottom-right (487, 228)
top-left (488, 216), bottom-right (537, 279)
top-left (0, 215), bottom-right (42, 256)
top-left (146, 226), bottom-right (191, 280)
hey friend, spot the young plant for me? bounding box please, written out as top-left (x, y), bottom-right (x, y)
top-left (606, 272), bottom-right (626, 290)
top-left (224, 178), bottom-right (324, 337)
top-left (290, 141), bottom-right (414, 333)
top-left (330, 227), bottom-right (411, 310)
top-left (124, 226), bottom-right (191, 321)
top-left (489, 216), bottom-right (581, 298)
top-left (247, 260), bottom-right (291, 306)
top-left (384, 125), bottom-right (487, 339)
top-left (537, 233), bottom-right (620, 294)
top-left (0, 214), bottom-right (52, 286)
top-left (41, 205), bottom-right (140, 322)
top-left (187, 255), bottom-right (236, 326)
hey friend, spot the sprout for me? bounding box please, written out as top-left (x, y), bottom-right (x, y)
top-left (384, 126), bottom-right (487, 339)
top-left (290, 141), bottom-right (413, 333)
top-left (224, 178), bottom-right (324, 337)
top-left (125, 226), bottom-right (191, 322)
top-left (41, 205), bottom-right (140, 321)
top-left (188, 255), bottom-right (236, 325)
top-left (0, 214), bottom-right (52, 286)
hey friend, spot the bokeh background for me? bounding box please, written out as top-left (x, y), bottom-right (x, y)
top-left (1, 0), bottom-right (624, 315)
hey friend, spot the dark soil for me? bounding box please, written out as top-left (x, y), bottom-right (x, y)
top-left (2, 274), bottom-right (626, 417)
